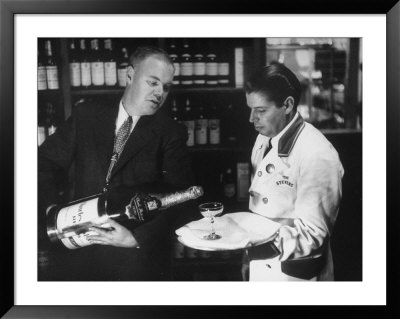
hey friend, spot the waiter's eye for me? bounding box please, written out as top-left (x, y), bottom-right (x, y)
top-left (146, 80), bottom-right (159, 87)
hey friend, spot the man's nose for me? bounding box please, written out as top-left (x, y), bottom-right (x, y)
top-left (249, 110), bottom-right (256, 123)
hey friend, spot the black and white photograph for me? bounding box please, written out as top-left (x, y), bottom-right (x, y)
top-left (1, 0), bottom-right (399, 317)
top-left (37, 37), bottom-right (362, 283)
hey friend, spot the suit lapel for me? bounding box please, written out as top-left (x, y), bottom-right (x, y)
top-left (109, 115), bottom-right (157, 180)
top-left (93, 105), bottom-right (118, 174)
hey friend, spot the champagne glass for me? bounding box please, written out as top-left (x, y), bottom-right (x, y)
top-left (199, 202), bottom-right (224, 240)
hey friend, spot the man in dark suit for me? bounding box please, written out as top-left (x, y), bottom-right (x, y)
top-left (38, 46), bottom-right (195, 281)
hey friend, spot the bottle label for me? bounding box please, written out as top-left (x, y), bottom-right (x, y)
top-left (218, 62), bottom-right (230, 76)
top-left (209, 119), bottom-right (220, 144)
top-left (173, 62), bottom-right (180, 76)
top-left (38, 66), bottom-right (47, 90)
top-left (69, 62), bottom-right (81, 87)
top-left (181, 62), bottom-right (193, 76)
top-left (57, 198), bottom-right (100, 230)
top-left (195, 119), bottom-right (208, 145)
top-left (46, 66), bottom-right (59, 90)
top-left (91, 62), bottom-right (105, 85)
top-left (104, 62), bottom-right (117, 86)
top-left (194, 62), bottom-right (206, 75)
top-left (56, 197), bottom-right (105, 249)
top-left (183, 120), bottom-right (195, 146)
top-left (235, 48), bottom-right (244, 88)
top-left (81, 62), bottom-right (91, 86)
top-left (206, 62), bottom-right (218, 76)
top-left (117, 67), bottom-right (127, 87)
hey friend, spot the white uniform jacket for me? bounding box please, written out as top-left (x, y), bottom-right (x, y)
top-left (248, 112), bottom-right (344, 281)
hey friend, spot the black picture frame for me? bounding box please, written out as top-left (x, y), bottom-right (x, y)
top-left (1, 0), bottom-right (399, 317)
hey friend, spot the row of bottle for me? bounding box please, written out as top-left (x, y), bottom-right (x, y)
top-left (38, 40), bottom-right (60, 90)
top-left (67, 38), bottom-right (129, 88)
top-left (170, 98), bottom-right (220, 146)
top-left (38, 38), bottom-right (245, 91)
top-left (166, 39), bottom-right (231, 88)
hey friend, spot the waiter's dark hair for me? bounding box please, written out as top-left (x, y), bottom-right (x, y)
top-left (129, 46), bottom-right (174, 70)
top-left (245, 63), bottom-right (302, 110)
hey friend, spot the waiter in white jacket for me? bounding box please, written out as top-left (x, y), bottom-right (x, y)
top-left (243, 63), bottom-right (344, 281)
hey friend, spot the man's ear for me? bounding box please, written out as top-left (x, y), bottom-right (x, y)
top-left (126, 65), bottom-right (135, 84)
top-left (283, 96), bottom-right (294, 115)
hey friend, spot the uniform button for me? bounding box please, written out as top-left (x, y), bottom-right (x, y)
top-left (262, 197), bottom-right (268, 204)
top-left (249, 191), bottom-right (254, 197)
top-left (257, 171), bottom-right (262, 177)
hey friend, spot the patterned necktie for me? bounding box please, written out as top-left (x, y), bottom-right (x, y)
top-left (105, 116), bottom-right (132, 184)
top-left (263, 138), bottom-right (272, 158)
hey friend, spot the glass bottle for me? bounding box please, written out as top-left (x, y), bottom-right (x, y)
top-left (205, 39), bottom-right (218, 86)
top-left (180, 39), bottom-right (194, 87)
top-left (46, 185), bottom-right (204, 249)
top-left (44, 40), bottom-right (59, 90)
top-left (37, 47), bottom-right (47, 90)
top-left (69, 39), bottom-right (81, 87)
top-left (167, 39), bottom-right (181, 86)
top-left (90, 38), bottom-right (105, 86)
top-left (208, 104), bottom-right (220, 145)
top-left (79, 39), bottom-right (92, 87)
top-left (195, 104), bottom-right (208, 145)
top-left (104, 39), bottom-right (117, 86)
top-left (193, 39), bottom-right (206, 86)
top-left (170, 98), bottom-right (181, 122)
top-left (217, 41), bottom-right (230, 86)
top-left (117, 47), bottom-right (129, 87)
top-left (182, 98), bottom-right (195, 147)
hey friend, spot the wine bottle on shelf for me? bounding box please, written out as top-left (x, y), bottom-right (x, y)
top-left (46, 185), bottom-right (204, 249)
top-left (69, 39), bottom-right (81, 87)
top-left (79, 39), bottom-right (92, 88)
top-left (205, 39), bottom-right (218, 86)
top-left (170, 98), bottom-right (181, 122)
top-left (208, 104), bottom-right (220, 145)
top-left (44, 40), bottom-right (59, 90)
top-left (180, 39), bottom-right (194, 87)
top-left (45, 102), bottom-right (57, 137)
top-left (117, 47), bottom-right (129, 87)
top-left (37, 48), bottom-right (47, 91)
top-left (167, 39), bottom-right (180, 86)
top-left (90, 38), bottom-right (105, 86)
top-left (222, 166), bottom-right (236, 200)
top-left (193, 39), bottom-right (206, 86)
top-left (182, 98), bottom-right (195, 147)
top-left (104, 39), bottom-right (117, 86)
top-left (195, 104), bottom-right (208, 145)
top-left (218, 41), bottom-right (231, 87)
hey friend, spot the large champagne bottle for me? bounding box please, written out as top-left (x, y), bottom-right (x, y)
top-left (46, 185), bottom-right (204, 249)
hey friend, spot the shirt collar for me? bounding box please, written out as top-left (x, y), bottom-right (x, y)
top-left (115, 100), bottom-right (140, 134)
top-left (276, 112), bottom-right (305, 157)
top-left (257, 112), bottom-right (305, 158)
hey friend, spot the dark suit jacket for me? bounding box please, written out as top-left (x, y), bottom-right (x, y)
top-left (38, 100), bottom-right (196, 280)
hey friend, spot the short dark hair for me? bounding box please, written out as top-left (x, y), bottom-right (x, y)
top-left (129, 46), bottom-right (174, 69)
top-left (245, 63), bottom-right (302, 110)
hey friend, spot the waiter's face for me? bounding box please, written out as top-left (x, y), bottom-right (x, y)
top-left (127, 55), bottom-right (174, 116)
top-left (246, 92), bottom-right (290, 138)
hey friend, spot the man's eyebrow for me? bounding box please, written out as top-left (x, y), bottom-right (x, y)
top-left (148, 75), bottom-right (161, 81)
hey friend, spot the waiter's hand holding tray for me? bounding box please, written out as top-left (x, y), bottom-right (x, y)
top-left (175, 212), bottom-right (281, 251)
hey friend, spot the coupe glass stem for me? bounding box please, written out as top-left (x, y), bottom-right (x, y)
top-left (210, 216), bottom-right (215, 237)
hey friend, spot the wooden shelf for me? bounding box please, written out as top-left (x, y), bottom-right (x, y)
top-left (70, 86), bottom-right (244, 96)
